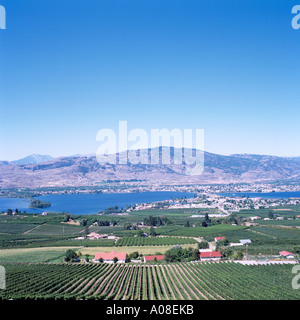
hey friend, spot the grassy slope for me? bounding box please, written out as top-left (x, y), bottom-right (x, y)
top-left (0, 247), bottom-right (79, 264)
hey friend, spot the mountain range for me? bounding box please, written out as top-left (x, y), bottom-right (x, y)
top-left (12, 154), bottom-right (55, 165)
top-left (1, 148), bottom-right (300, 188)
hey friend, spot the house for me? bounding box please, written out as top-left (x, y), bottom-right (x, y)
top-left (87, 232), bottom-right (107, 240)
top-left (87, 232), bottom-right (101, 239)
top-left (279, 251), bottom-right (295, 259)
top-left (250, 216), bottom-right (261, 221)
top-left (200, 251), bottom-right (222, 261)
top-left (229, 243), bottom-right (243, 247)
top-left (144, 255), bottom-right (165, 263)
top-left (239, 239), bottom-right (252, 245)
top-left (94, 251), bottom-right (127, 263)
top-left (214, 237), bottom-right (225, 242)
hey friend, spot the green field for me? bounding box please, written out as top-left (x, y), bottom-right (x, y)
top-left (157, 224), bottom-right (247, 238)
top-left (0, 201), bottom-right (300, 301)
top-left (0, 247), bottom-right (78, 264)
top-left (0, 223), bottom-right (38, 234)
top-left (25, 223), bottom-right (85, 236)
top-left (1, 262), bottom-right (299, 300)
top-left (115, 236), bottom-right (198, 247)
top-left (1, 209), bottom-right (300, 261)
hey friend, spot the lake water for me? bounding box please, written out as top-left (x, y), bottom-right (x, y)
top-left (0, 191), bottom-right (194, 215)
top-left (218, 191), bottom-right (300, 199)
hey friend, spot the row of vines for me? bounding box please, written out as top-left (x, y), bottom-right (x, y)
top-left (1, 262), bottom-right (299, 300)
top-left (115, 236), bottom-right (197, 247)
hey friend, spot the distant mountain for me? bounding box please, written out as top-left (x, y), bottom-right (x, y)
top-left (12, 154), bottom-right (55, 165)
top-left (67, 153), bottom-right (96, 158)
top-left (1, 147), bottom-right (300, 188)
top-left (285, 156), bottom-right (300, 161)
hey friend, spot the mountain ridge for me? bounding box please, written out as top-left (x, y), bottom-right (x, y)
top-left (12, 154), bottom-right (55, 165)
top-left (1, 147), bottom-right (300, 188)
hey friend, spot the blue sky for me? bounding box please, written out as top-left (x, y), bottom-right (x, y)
top-left (0, 0), bottom-right (300, 160)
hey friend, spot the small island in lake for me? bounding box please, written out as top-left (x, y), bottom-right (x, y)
top-left (29, 199), bottom-right (51, 209)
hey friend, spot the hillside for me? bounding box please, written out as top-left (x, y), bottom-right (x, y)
top-left (1, 147), bottom-right (300, 188)
top-left (12, 154), bottom-right (55, 165)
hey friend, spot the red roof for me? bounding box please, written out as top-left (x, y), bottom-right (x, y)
top-left (94, 251), bottom-right (126, 261)
top-left (200, 251), bottom-right (222, 258)
top-left (144, 255), bottom-right (165, 261)
top-left (215, 237), bottom-right (225, 241)
top-left (279, 251), bottom-right (294, 257)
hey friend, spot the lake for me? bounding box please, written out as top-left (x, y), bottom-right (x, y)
top-left (218, 191), bottom-right (300, 199)
top-left (0, 191), bottom-right (194, 215)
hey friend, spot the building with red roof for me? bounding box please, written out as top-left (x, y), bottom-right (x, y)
top-left (279, 251), bottom-right (295, 259)
top-left (214, 237), bottom-right (225, 242)
top-left (200, 251), bottom-right (222, 261)
top-left (94, 251), bottom-right (127, 263)
top-left (144, 255), bottom-right (165, 262)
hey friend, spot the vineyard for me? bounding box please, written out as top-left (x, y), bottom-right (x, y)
top-left (115, 236), bottom-right (197, 247)
top-left (1, 262), bottom-right (299, 300)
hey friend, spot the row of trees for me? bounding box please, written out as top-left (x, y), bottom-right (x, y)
top-left (164, 246), bottom-right (199, 262)
top-left (187, 213), bottom-right (242, 228)
top-left (143, 215), bottom-right (172, 226)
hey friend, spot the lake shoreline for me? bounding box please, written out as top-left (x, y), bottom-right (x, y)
top-left (217, 191), bottom-right (300, 199)
top-left (0, 191), bottom-right (194, 215)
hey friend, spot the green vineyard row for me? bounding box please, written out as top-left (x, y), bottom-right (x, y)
top-left (1, 262), bottom-right (299, 300)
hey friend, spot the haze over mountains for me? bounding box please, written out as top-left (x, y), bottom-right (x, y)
top-left (1, 148), bottom-right (300, 188)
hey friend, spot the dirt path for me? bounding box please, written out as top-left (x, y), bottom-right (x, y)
top-left (248, 228), bottom-right (276, 239)
top-left (130, 266), bottom-right (139, 300)
top-left (70, 278), bottom-right (90, 294)
top-left (181, 264), bottom-right (223, 300)
top-left (156, 265), bottom-right (171, 300)
top-left (78, 276), bottom-right (97, 294)
top-left (94, 265), bottom-right (122, 295)
top-left (63, 277), bottom-right (84, 294)
top-left (146, 266), bottom-right (155, 300)
top-left (150, 266), bottom-right (162, 300)
top-left (104, 265), bottom-right (126, 298)
top-left (113, 266), bottom-right (131, 300)
top-left (85, 264), bottom-right (114, 295)
top-left (121, 265), bottom-right (135, 300)
top-left (177, 264), bottom-right (210, 300)
top-left (165, 265), bottom-right (191, 300)
top-left (86, 276), bottom-right (103, 295)
top-left (22, 224), bottom-right (43, 235)
top-left (138, 266), bottom-right (143, 300)
top-left (194, 264), bottom-right (231, 300)
top-left (160, 266), bottom-right (177, 300)
top-left (164, 265), bottom-right (185, 300)
top-left (172, 264), bottom-right (201, 300)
